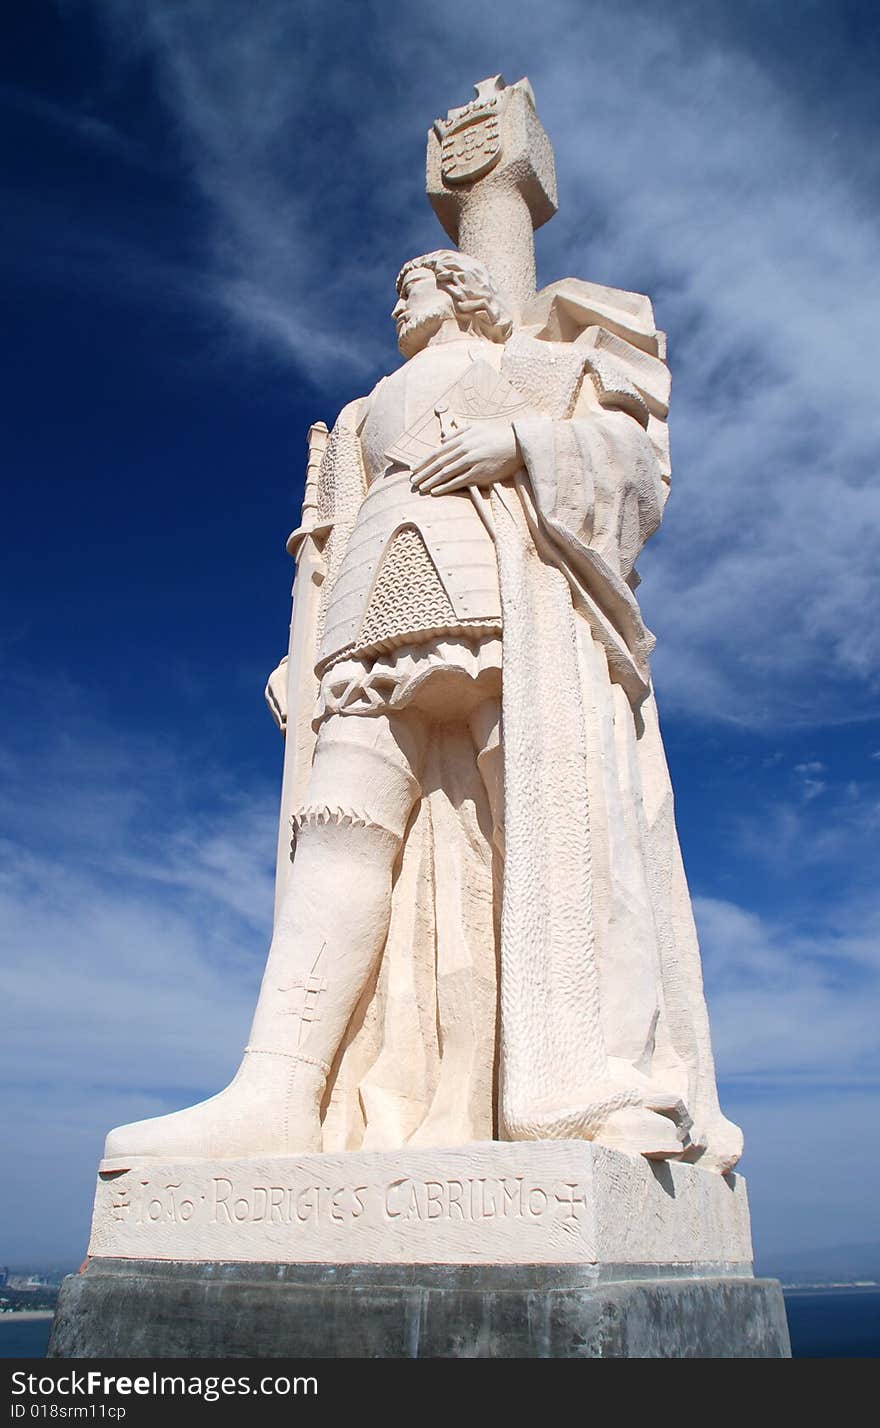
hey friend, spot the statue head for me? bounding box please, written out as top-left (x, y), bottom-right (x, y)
top-left (393, 249), bottom-right (514, 358)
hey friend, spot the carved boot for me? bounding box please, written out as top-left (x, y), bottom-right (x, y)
top-left (102, 817), bottom-right (402, 1165)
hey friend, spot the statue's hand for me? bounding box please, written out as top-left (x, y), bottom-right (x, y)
top-left (411, 421), bottom-right (520, 495)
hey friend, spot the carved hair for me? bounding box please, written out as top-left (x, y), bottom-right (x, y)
top-left (396, 249), bottom-right (513, 343)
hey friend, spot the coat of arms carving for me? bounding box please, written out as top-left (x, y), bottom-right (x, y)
top-left (435, 74), bottom-right (515, 185)
top-left (440, 107), bottom-right (502, 185)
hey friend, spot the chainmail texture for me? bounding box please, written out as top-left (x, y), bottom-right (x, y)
top-left (357, 524), bottom-right (457, 649)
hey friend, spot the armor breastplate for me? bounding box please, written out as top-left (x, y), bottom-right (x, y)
top-left (318, 340), bottom-right (513, 669)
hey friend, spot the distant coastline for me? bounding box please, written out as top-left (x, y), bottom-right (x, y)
top-left (781, 1281), bottom-right (879, 1292)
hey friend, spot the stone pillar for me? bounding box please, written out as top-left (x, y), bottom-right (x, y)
top-left (426, 75), bottom-right (557, 319)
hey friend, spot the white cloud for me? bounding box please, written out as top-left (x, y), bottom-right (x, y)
top-left (78, 0), bottom-right (879, 728)
top-left (793, 761), bottom-right (828, 801)
top-left (0, 844), bottom-right (271, 1092)
top-left (0, 688), bottom-right (282, 1262)
top-left (695, 893), bottom-right (880, 1086)
top-left (0, 693), bottom-right (277, 1102)
top-left (732, 782), bottom-right (880, 875)
top-left (514, 10), bottom-right (880, 728)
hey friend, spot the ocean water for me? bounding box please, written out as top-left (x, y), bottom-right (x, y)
top-left (782, 1286), bottom-right (880, 1358)
top-left (1, 1289), bottom-right (877, 1358)
top-left (0, 1318), bottom-right (53, 1358)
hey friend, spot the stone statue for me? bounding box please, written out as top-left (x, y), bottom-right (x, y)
top-left (105, 75), bottom-right (742, 1176)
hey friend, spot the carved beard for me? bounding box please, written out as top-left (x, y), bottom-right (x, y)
top-left (396, 302), bottom-right (457, 359)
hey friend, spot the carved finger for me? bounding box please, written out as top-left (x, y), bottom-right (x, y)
top-left (419, 457), bottom-right (473, 492)
top-left (415, 461), bottom-right (470, 492)
top-left (427, 471), bottom-right (481, 495)
top-left (412, 451), bottom-right (468, 487)
top-left (411, 438), bottom-right (465, 479)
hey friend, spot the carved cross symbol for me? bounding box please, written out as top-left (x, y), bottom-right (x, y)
top-left (554, 1182), bottom-right (587, 1221)
top-left (280, 973), bottom-right (327, 1017)
top-left (278, 943), bottom-right (328, 1041)
top-left (109, 1188), bottom-right (131, 1221)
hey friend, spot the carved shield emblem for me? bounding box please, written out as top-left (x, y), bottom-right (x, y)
top-left (441, 112), bottom-right (502, 185)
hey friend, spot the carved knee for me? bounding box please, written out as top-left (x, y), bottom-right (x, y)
top-left (298, 713), bottom-right (425, 844)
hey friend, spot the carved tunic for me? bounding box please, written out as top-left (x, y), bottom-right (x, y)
top-left (318, 338), bottom-right (505, 670)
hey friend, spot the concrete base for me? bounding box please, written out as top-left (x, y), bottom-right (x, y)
top-left (49, 1259), bottom-right (791, 1358)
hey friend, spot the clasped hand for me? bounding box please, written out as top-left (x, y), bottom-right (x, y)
top-left (411, 421), bottom-right (521, 496)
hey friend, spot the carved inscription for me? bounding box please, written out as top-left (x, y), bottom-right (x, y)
top-left (212, 1178), bottom-right (368, 1226)
top-left (90, 1151), bottom-right (751, 1268)
top-left (99, 1170), bottom-right (589, 1233)
top-left (383, 1175), bottom-right (565, 1222)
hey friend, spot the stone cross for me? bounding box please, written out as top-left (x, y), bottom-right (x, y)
top-left (426, 74), bottom-right (558, 319)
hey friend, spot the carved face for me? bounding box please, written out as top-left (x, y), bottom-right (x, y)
top-left (392, 266), bottom-right (457, 358)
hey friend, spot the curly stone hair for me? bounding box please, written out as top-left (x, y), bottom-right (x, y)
top-left (396, 249), bottom-right (514, 344)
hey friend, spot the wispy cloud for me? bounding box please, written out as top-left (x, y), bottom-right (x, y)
top-left (0, 81), bottom-right (148, 165)
top-left (75, 0), bottom-right (879, 728)
top-left (696, 892), bottom-right (880, 1086)
top-left (0, 683), bottom-right (277, 1101)
top-left (0, 658), bottom-right (271, 1099)
top-left (87, 0), bottom-right (421, 378)
top-left (511, 8), bottom-right (880, 728)
top-left (793, 761), bottom-right (828, 802)
top-left (731, 776), bottom-right (880, 879)
top-left (0, 678), bottom-right (279, 1260)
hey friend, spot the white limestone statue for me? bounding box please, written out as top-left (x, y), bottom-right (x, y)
top-left (105, 76), bottom-right (742, 1175)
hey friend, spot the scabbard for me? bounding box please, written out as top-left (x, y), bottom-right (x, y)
top-left (273, 423), bottom-right (329, 917)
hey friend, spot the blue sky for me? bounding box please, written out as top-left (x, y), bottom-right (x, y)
top-left (2, 0), bottom-right (878, 1267)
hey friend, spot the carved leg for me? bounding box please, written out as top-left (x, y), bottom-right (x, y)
top-left (103, 712), bottom-right (426, 1163)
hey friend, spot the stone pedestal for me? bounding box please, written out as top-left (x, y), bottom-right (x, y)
top-left (50, 1260), bottom-right (790, 1359)
top-left (86, 1141), bottom-right (753, 1267)
top-left (49, 1143), bottom-right (790, 1358)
